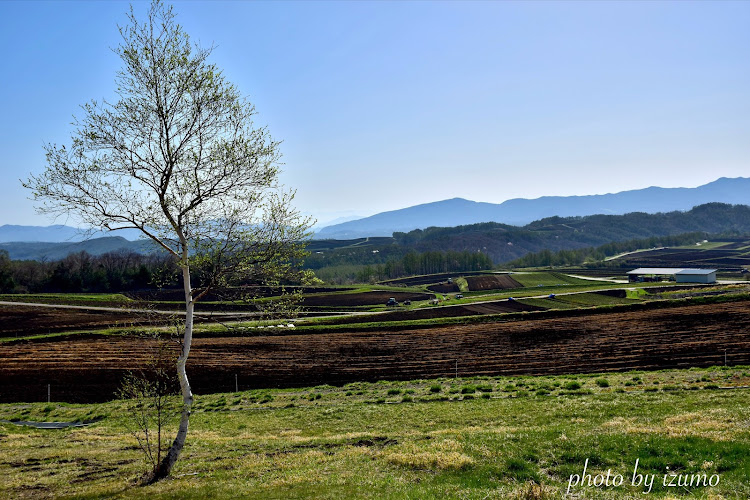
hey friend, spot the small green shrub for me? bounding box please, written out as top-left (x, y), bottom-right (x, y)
top-left (564, 381), bottom-right (582, 390)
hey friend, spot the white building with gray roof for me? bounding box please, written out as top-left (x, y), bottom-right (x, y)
top-left (626, 268), bottom-right (717, 284)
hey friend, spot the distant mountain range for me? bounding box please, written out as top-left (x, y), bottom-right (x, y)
top-left (0, 225), bottom-right (144, 243)
top-left (0, 236), bottom-right (157, 261)
top-left (3, 176), bottom-right (750, 261)
top-left (315, 177), bottom-right (750, 239)
top-left (4, 202), bottom-right (750, 263)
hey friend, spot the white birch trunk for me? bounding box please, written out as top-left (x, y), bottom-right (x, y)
top-left (151, 263), bottom-right (194, 481)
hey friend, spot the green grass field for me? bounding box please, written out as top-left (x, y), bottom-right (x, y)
top-left (1, 366), bottom-right (748, 499)
top-left (517, 292), bottom-right (637, 310)
top-left (517, 297), bottom-right (579, 310)
top-left (0, 293), bottom-right (134, 306)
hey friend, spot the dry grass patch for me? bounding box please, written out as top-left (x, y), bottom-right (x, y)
top-left (381, 440), bottom-right (474, 470)
top-left (384, 450), bottom-right (474, 470)
top-left (507, 482), bottom-right (558, 500)
top-left (601, 409), bottom-right (739, 441)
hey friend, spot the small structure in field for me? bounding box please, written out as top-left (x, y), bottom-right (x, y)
top-left (626, 268), bottom-right (717, 284)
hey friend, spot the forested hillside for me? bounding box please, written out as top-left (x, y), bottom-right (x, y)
top-left (302, 203), bottom-right (750, 282)
top-left (391, 203), bottom-right (750, 263)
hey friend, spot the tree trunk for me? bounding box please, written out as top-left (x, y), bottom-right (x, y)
top-left (148, 264), bottom-right (194, 483)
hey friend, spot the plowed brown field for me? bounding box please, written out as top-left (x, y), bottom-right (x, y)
top-left (0, 305), bottom-right (155, 337)
top-left (302, 291), bottom-right (433, 307)
top-left (1, 301), bottom-right (749, 403)
top-left (465, 274), bottom-right (522, 291)
top-left (426, 283), bottom-right (460, 293)
top-left (0, 305), bottom-right (258, 337)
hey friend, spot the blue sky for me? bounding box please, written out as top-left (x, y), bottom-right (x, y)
top-left (1, 1), bottom-right (748, 227)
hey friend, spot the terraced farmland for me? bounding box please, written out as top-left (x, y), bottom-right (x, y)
top-left (614, 238), bottom-right (750, 269)
top-left (2, 300), bottom-right (748, 403)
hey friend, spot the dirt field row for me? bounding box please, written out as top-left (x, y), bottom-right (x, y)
top-left (125, 285), bottom-right (349, 301)
top-left (426, 283), bottom-right (460, 293)
top-left (378, 272), bottom-right (489, 287)
top-left (621, 247), bottom-right (750, 268)
top-left (0, 305), bottom-right (156, 337)
top-left (465, 274), bottom-right (522, 291)
top-left (1, 301), bottom-right (748, 402)
top-left (377, 300), bottom-right (543, 321)
top-left (302, 291), bottom-right (433, 307)
top-left (0, 304), bottom-right (259, 337)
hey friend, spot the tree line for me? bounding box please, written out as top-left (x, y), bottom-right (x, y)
top-left (0, 247), bottom-right (494, 291)
top-left (0, 249), bottom-right (178, 294)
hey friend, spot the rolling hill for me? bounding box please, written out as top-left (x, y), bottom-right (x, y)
top-left (0, 225), bottom-right (143, 243)
top-left (305, 203), bottom-right (750, 269)
top-left (5, 203), bottom-right (750, 265)
top-left (315, 177), bottom-right (750, 239)
top-left (0, 237), bottom-right (157, 261)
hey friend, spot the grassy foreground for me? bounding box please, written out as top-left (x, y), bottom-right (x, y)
top-left (1, 367), bottom-right (749, 499)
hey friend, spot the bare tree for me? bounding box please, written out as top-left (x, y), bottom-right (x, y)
top-left (24, 0), bottom-right (311, 483)
top-left (117, 336), bottom-right (180, 478)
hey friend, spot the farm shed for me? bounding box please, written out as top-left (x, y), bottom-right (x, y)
top-left (626, 268), bottom-right (717, 284)
top-left (674, 269), bottom-right (717, 284)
